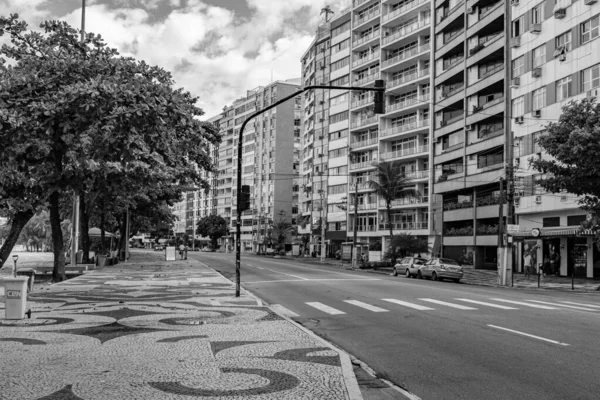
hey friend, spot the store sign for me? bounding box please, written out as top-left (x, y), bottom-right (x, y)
top-left (531, 228), bottom-right (541, 237)
top-left (341, 244), bottom-right (353, 261)
top-left (507, 224), bottom-right (520, 234)
top-left (6, 290), bottom-right (22, 299)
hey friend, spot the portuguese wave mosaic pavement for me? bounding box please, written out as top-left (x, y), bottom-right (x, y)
top-left (0, 253), bottom-right (351, 400)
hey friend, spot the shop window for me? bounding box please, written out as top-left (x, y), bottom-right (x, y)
top-left (542, 217), bottom-right (560, 227)
top-left (567, 215), bottom-right (586, 226)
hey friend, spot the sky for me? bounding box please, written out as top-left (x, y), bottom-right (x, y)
top-left (0, 0), bottom-right (351, 119)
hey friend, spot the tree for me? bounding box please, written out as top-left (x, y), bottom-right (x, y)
top-left (196, 215), bottom-right (228, 250)
top-left (367, 160), bottom-right (420, 265)
top-left (531, 98), bottom-right (600, 244)
top-left (269, 215), bottom-right (294, 251)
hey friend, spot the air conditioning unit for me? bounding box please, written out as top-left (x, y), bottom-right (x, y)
top-left (465, 124), bottom-right (474, 131)
top-left (514, 190), bottom-right (524, 197)
top-left (554, 8), bottom-right (566, 19)
top-left (510, 37), bottom-right (521, 48)
top-left (467, 7), bottom-right (475, 14)
top-left (530, 23), bottom-right (542, 33)
top-left (440, 120), bottom-right (447, 127)
top-left (532, 67), bottom-right (542, 78)
top-left (320, 100), bottom-right (325, 104)
top-left (587, 89), bottom-right (600, 98)
top-left (511, 0), bottom-right (519, 5)
top-left (533, 109), bottom-right (542, 118)
top-left (511, 77), bottom-right (521, 87)
top-left (559, 53), bottom-right (567, 61)
top-left (515, 116), bottom-right (524, 124)
top-left (535, 195), bottom-right (542, 204)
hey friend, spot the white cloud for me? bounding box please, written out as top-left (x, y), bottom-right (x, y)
top-left (1, 0), bottom-right (352, 118)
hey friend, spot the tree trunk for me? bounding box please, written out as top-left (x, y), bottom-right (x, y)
top-left (100, 199), bottom-right (106, 255)
top-left (118, 213), bottom-right (127, 260)
top-left (79, 195), bottom-right (90, 263)
top-left (0, 210), bottom-right (34, 269)
top-left (49, 191), bottom-right (67, 282)
top-left (387, 204), bottom-right (395, 266)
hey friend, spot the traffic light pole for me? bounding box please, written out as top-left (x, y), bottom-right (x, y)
top-left (234, 82), bottom-right (386, 297)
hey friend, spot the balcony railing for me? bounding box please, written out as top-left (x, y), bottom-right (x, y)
top-left (353, 50), bottom-right (380, 68)
top-left (351, 116), bottom-right (378, 129)
top-left (383, 20), bottom-right (429, 45)
top-left (379, 221), bottom-right (428, 231)
top-left (353, 30), bottom-right (380, 48)
top-left (387, 96), bottom-right (419, 113)
top-left (381, 120), bottom-right (429, 137)
top-left (355, 7), bottom-right (380, 26)
top-left (351, 94), bottom-right (375, 109)
top-left (354, 0), bottom-right (371, 8)
top-left (381, 145), bottom-right (428, 160)
top-left (354, 71), bottom-right (380, 86)
top-left (404, 169), bottom-right (429, 180)
top-left (380, 196), bottom-right (427, 207)
top-left (349, 202), bottom-right (378, 211)
top-left (383, 0), bottom-right (429, 22)
top-left (351, 136), bottom-right (379, 149)
top-left (388, 68), bottom-right (429, 89)
top-left (348, 225), bottom-right (378, 232)
top-left (382, 44), bottom-right (430, 68)
top-left (350, 159), bottom-right (378, 170)
top-left (479, 64), bottom-right (503, 79)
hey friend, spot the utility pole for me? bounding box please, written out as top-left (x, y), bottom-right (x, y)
top-left (352, 176), bottom-right (359, 269)
top-left (320, 190), bottom-right (326, 262)
top-left (498, 178), bottom-right (507, 285)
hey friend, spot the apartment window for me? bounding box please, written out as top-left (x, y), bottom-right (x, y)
top-left (328, 165), bottom-right (348, 176)
top-left (532, 87), bottom-right (546, 110)
top-left (329, 129), bottom-right (348, 141)
top-left (532, 2), bottom-right (546, 24)
top-left (331, 56), bottom-right (350, 71)
top-left (556, 77), bottom-right (572, 101)
top-left (512, 56), bottom-right (525, 77)
top-left (331, 75), bottom-right (349, 86)
top-left (330, 93), bottom-right (349, 107)
top-left (329, 111), bottom-right (348, 124)
top-left (512, 15), bottom-right (525, 37)
top-left (512, 96), bottom-right (525, 117)
top-left (332, 38), bottom-right (350, 54)
top-left (555, 31), bottom-right (572, 51)
top-left (581, 15), bottom-right (599, 44)
top-left (582, 64), bottom-right (600, 92)
top-left (331, 20), bottom-right (351, 38)
top-left (328, 184), bottom-right (347, 195)
top-left (533, 45), bottom-right (546, 68)
top-left (328, 147), bottom-right (348, 158)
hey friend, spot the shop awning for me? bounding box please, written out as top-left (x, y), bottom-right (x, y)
top-left (512, 227), bottom-right (596, 238)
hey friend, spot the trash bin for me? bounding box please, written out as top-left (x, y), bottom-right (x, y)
top-left (1, 276), bottom-right (30, 319)
top-left (16, 268), bottom-right (36, 292)
top-left (96, 255), bottom-right (107, 268)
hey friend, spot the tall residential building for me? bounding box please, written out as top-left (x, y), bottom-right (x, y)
top-left (432, 0), bottom-right (510, 268)
top-left (216, 79), bottom-right (302, 252)
top-left (510, 0), bottom-right (600, 279)
top-left (300, 0), bottom-right (433, 256)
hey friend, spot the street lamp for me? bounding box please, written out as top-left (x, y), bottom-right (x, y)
top-left (12, 254), bottom-right (18, 277)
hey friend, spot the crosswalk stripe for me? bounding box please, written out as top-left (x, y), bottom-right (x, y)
top-left (455, 298), bottom-right (518, 310)
top-left (419, 298), bottom-right (477, 310)
top-left (527, 300), bottom-right (598, 311)
top-left (344, 300), bottom-right (388, 312)
top-left (489, 298), bottom-right (557, 309)
top-left (382, 299), bottom-right (435, 311)
top-left (271, 304), bottom-right (299, 317)
top-left (559, 301), bottom-right (600, 309)
top-left (305, 302), bottom-right (346, 315)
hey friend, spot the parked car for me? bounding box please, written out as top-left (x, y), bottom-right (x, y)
top-left (417, 258), bottom-right (463, 283)
top-left (393, 257), bottom-right (428, 277)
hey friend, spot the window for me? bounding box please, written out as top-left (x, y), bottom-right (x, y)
top-left (331, 75), bottom-right (349, 86)
top-left (512, 56), bottom-right (525, 77)
top-left (582, 64), bottom-right (600, 92)
top-left (512, 15), bottom-right (525, 37)
top-left (331, 20), bottom-right (350, 38)
top-left (543, 217), bottom-right (560, 227)
top-left (581, 15), bottom-right (599, 44)
top-left (328, 147), bottom-right (348, 158)
top-left (532, 45), bottom-right (546, 68)
top-left (329, 111), bottom-right (348, 124)
top-left (331, 56), bottom-right (350, 71)
top-left (330, 93), bottom-right (349, 107)
top-left (532, 87), bottom-right (546, 110)
top-left (332, 38), bottom-right (350, 54)
top-left (532, 2), bottom-right (546, 24)
top-left (556, 76), bottom-right (572, 101)
top-left (567, 215), bottom-right (586, 226)
top-left (512, 96), bottom-right (525, 117)
top-left (555, 31), bottom-right (572, 52)
top-left (328, 184), bottom-right (347, 195)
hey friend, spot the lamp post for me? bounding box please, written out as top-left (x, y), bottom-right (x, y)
top-left (12, 254), bottom-right (18, 277)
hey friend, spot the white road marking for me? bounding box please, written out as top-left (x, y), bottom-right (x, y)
top-left (344, 300), bottom-right (388, 312)
top-left (210, 300), bottom-right (220, 306)
top-left (255, 298), bottom-right (263, 306)
top-left (246, 279), bottom-right (306, 284)
top-left (559, 301), bottom-right (600, 309)
top-left (305, 302), bottom-right (346, 315)
top-left (382, 299), bottom-right (435, 311)
top-left (489, 298), bottom-right (558, 309)
top-left (256, 258), bottom-right (362, 277)
top-left (526, 300), bottom-right (598, 311)
top-left (488, 325), bottom-right (570, 346)
top-left (455, 298), bottom-right (518, 310)
top-left (419, 299), bottom-right (477, 310)
top-left (271, 304), bottom-right (299, 317)
top-left (245, 278), bottom-right (380, 284)
top-left (265, 269), bottom-right (309, 280)
top-left (257, 267), bottom-right (264, 269)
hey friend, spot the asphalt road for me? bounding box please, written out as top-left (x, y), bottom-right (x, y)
top-left (189, 251), bottom-right (600, 400)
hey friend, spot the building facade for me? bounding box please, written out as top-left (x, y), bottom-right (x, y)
top-left (510, 0), bottom-right (600, 279)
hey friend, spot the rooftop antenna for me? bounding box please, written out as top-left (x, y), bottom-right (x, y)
top-left (321, 5), bottom-right (334, 23)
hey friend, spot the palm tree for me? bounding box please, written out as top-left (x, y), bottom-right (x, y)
top-left (320, 5), bottom-right (334, 22)
top-left (368, 160), bottom-right (420, 265)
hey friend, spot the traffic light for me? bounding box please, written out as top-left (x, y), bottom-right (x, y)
top-left (373, 79), bottom-right (385, 114)
top-left (239, 185), bottom-right (251, 212)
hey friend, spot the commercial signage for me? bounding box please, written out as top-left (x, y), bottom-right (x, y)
top-left (6, 290), bottom-right (22, 299)
top-left (507, 224), bottom-right (520, 234)
top-left (341, 244), bottom-right (353, 261)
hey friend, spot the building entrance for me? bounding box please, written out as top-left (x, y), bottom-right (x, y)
top-left (567, 237), bottom-right (588, 278)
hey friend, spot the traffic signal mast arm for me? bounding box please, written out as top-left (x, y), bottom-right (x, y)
top-left (234, 81), bottom-right (386, 297)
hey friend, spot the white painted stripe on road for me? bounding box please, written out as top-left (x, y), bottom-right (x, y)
top-left (305, 302), bottom-right (346, 315)
top-left (265, 269), bottom-right (309, 280)
top-left (419, 299), bottom-right (477, 310)
top-left (210, 300), bottom-right (220, 306)
top-left (381, 299), bottom-right (435, 311)
top-left (255, 298), bottom-right (263, 306)
top-left (245, 278), bottom-right (380, 284)
top-left (271, 304), bottom-right (299, 317)
top-left (526, 300), bottom-right (598, 311)
top-left (455, 298), bottom-right (518, 310)
top-left (488, 325), bottom-right (570, 346)
top-left (560, 301), bottom-right (600, 309)
top-left (489, 298), bottom-right (557, 309)
top-left (344, 300), bottom-right (388, 313)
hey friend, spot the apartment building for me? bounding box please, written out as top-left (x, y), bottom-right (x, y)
top-left (432, 0), bottom-right (510, 268)
top-left (216, 80), bottom-right (302, 252)
top-left (510, 0), bottom-right (600, 279)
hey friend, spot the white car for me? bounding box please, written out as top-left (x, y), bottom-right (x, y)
top-left (393, 257), bottom-right (428, 277)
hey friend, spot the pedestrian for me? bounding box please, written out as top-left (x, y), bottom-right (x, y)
top-left (524, 252), bottom-right (533, 279)
top-left (179, 243), bottom-right (185, 259)
top-left (184, 244), bottom-right (188, 260)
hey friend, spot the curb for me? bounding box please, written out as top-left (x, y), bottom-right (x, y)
top-left (193, 258), bottom-right (364, 400)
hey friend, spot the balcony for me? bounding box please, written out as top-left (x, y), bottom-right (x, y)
top-left (349, 202), bottom-right (379, 211)
top-left (404, 169), bottom-right (430, 180)
top-left (386, 96), bottom-right (419, 113)
top-left (383, 0), bottom-right (429, 24)
top-left (354, 7), bottom-right (380, 28)
top-left (382, 20), bottom-right (429, 46)
top-left (353, 50), bottom-right (381, 68)
top-left (350, 159), bottom-right (378, 170)
top-left (380, 196), bottom-right (427, 207)
top-left (353, 30), bottom-right (380, 49)
top-left (351, 94), bottom-right (375, 109)
top-left (348, 225), bottom-right (378, 232)
top-left (379, 221), bottom-right (428, 231)
top-left (351, 116), bottom-right (378, 129)
top-left (387, 68), bottom-right (429, 91)
top-left (351, 136), bottom-right (379, 149)
top-left (353, 71), bottom-right (380, 86)
top-left (382, 44), bottom-right (430, 69)
top-left (381, 144), bottom-right (428, 160)
top-left (354, 0), bottom-right (372, 8)
top-left (381, 120), bottom-right (429, 137)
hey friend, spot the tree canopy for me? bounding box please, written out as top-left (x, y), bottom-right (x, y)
top-left (196, 215), bottom-right (229, 249)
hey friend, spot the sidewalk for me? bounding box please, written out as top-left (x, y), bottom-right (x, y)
top-left (0, 251), bottom-right (362, 400)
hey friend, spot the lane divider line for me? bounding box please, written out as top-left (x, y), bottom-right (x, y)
top-left (489, 298), bottom-right (557, 309)
top-left (344, 300), bottom-right (388, 313)
top-left (382, 299), bottom-right (435, 311)
top-left (305, 302), bottom-right (346, 315)
top-left (455, 298), bottom-right (518, 310)
top-left (210, 300), bottom-right (221, 306)
top-left (488, 324), bottom-right (570, 346)
top-left (560, 301), bottom-right (600, 309)
top-left (271, 304), bottom-right (299, 317)
top-left (419, 298), bottom-right (477, 310)
top-left (527, 300), bottom-right (598, 311)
